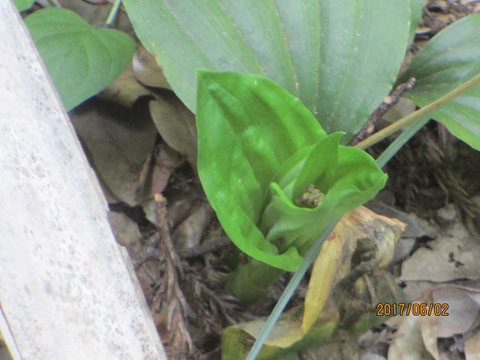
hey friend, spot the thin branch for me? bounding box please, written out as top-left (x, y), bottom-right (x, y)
top-left (152, 194), bottom-right (194, 358)
top-left (356, 72), bottom-right (480, 150)
top-left (351, 78), bottom-right (416, 145)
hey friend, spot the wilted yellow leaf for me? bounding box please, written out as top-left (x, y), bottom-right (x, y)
top-left (303, 206), bottom-right (406, 333)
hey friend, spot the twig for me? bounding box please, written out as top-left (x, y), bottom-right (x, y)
top-left (356, 71), bottom-right (480, 150)
top-left (152, 194), bottom-right (194, 358)
top-left (351, 77), bottom-right (416, 145)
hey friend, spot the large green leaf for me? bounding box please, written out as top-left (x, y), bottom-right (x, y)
top-left (25, 8), bottom-right (135, 111)
top-left (124, 0), bottom-right (411, 140)
top-left (401, 14), bottom-right (480, 150)
top-left (197, 71), bottom-right (325, 271)
top-left (197, 71), bottom-right (386, 271)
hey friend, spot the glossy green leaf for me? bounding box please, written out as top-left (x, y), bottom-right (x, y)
top-left (197, 71), bottom-right (325, 271)
top-left (197, 71), bottom-right (387, 271)
top-left (401, 14), bottom-right (480, 150)
top-left (14, 0), bottom-right (34, 12)
top-left (124, 0), bottom-right (410, 141)
top-left (25, 8), bottom-right (135, 111)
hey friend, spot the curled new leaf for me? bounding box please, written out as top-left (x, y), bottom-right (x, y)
top-left (261, 134), bottom-right (388, 255)
top-left (196, 71), bottom-right (387, 271)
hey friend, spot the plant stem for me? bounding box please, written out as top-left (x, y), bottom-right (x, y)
top-left (225, 259), bottom-right (284, 304)
top-left (245, 219), bottom-right (340, 360)
top-left (356, 71), bottom-right (480, 150)
top-left (376, 116), bottom-right (430, 169)
top-left (105, 0), bottom-right (122, 27)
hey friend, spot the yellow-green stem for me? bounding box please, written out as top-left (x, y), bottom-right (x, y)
top-left (105, 0), bottom-right (122, 27)
top-left (356, 72), bottom-right (480, 150)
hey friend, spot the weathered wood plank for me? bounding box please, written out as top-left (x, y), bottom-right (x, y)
top-left (0, 2), bottom-right (167, 359)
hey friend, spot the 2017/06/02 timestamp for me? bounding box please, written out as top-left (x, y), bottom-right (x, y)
top-left (376, 302), bottom-right (449, 317)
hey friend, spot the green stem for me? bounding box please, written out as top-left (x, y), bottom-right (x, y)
top-left (376, 116), bottom-right (430, 169)
top-left (245, 220), bottom-right (340, 360)
top-left (105, 0), bottom-right (122, 27)
top-left (225, 259), bottom-right (284, 304)
top-left (356, 71), bottom-right (480, 150)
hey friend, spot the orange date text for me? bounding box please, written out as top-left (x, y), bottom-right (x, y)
top-left (376, 302), bottom-right (449, 317)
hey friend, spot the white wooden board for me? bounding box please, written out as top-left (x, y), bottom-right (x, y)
top-left (0, 1), bottom-right (167, 359)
